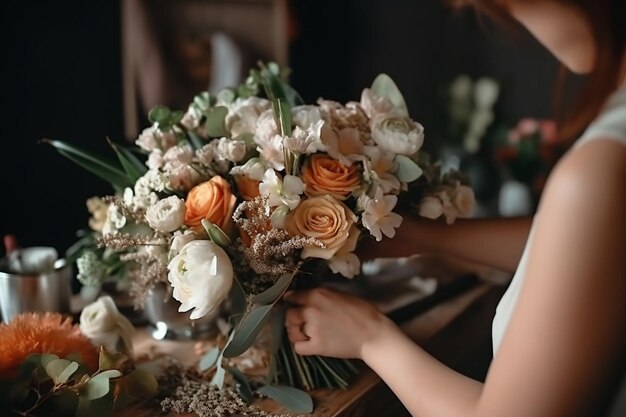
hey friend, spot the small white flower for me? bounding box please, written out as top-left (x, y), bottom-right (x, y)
top-left (80, 296), bottom-right (135, 355)
top-left (215, 137), bottom-right (246, 163)
top-left (284, 121), bottom-right (326, 155)
top-left (270, 205), bottom-right (290, 229)
top-left (168, 240), bottom-right (233, 320)
top-left (146, 196), bottom-right (186, 233)
top-left (181, 104), bottom-right (202, 130)
top-left (291, 105), bottom-right (324, 130)
top-left (361, 189), bottom-right (403, 241)
top-left (322, 126), bottom-right (364, 166)
top-left (436, 187), bottom-right (457, 225)
top-left (76, 251), bottom-right (107, 287)
top-left (167, 165), bottom-right (202, 191)
top-left (123, 188), bottom-right (134, 206)
top-left (254, 109), bottom-right (280, 147)
top-left (86, 197), bottom-right (108, 232)
top-left (259, 169), bottom-right (305, 210)
top-left (328, 225), bottom-right (361, 278)
top-left (102, 204), bottom-right (126, 235)
top-left (453, 185), bottom-right (475, 218)
top-left (196, 143), bottom-right (215, 166)
top-left (363, 146), bottom-right (401, 193)
top-left (230, 157), bottom-right (267, 181)
top-left (163, 144), bottom-right (195, 171)
top-left (147, 149), bottom-right (164, 170)
top-left (371, 113), bottom-right (424, 156)
top-left (419, 196), bottom-right (444, 220)
top-left (257, 134), bottom-right (285, 171)
top-left (136, 125), bottom-right (177, 152)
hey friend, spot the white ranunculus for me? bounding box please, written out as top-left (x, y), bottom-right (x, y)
top-left (371, 113), bottom-right (424, 156)
top-left (453, 185), bottom-right (475, 218)
top-left (167, 240), bottom-right (233, 320)
top-left (80, 296), bottom-right (135, 355)
top-left (146, 196), bottom-right (186, 233)
top-left (419, 196), bottom-right (444, 220)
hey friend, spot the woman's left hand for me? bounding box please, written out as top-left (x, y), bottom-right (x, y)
top-left (284, 287), bottom-right (397, 359)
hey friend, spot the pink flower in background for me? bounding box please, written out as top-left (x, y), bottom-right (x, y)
top-left (517, 118), bottom-right (539, 136)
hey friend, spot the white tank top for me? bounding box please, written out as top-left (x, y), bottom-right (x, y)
top-left (492, 86), bottom-right (626, 354)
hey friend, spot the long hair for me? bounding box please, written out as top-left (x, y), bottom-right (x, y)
top-left (449, 0), bottom-right (626, 142)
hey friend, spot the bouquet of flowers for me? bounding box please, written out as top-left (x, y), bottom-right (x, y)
top-left (50, 63), bottom-right (473, 413)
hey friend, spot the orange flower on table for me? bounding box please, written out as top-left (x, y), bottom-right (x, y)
top-left (233, 174), bottom-right (261, 201)
top-left (287, 195), bottom-right (359, 260)
top-left (301, 154), bottom-right (361, 200)
top-left (0, 313), bottom-right (99, 377)
top-left (185, 176), bottom-right (237, 232)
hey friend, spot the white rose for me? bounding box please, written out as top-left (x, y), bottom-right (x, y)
top-left (371, 113), bottom-right (424, 156)
top-left (167, 240), bottom-right (233, 320)
top-left (80, 296), bottom-right (135, 355)
top-left (419, 196), bottom-right (444, 220)
top-left (453, 185), bottom-right (475, 218)
top-left (146, 196), bottom-right (186, 233)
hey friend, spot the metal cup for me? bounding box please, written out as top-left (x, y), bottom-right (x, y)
top-left (0, 258), bottom-right (72, 323)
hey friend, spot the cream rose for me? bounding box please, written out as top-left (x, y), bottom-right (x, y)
top-left (167, 240), bottom-right (233, 320)
top-left (287, 195), bottom-right (358, 260)
top-left (184, 176), bottom-right (237, 232)
top-left (80, 296), bottom-right (135, 355)
top-left (301, 154), bottom-right (361, 200)
top-left (146, 196), bottom-right (186, 233)
top-left (371, 113), bottom-right (424, 156)
top-left (453, 185), bottom-right (475, 218)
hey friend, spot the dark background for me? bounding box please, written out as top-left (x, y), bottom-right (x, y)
top-left (0, 0), bottom-right (567, 256)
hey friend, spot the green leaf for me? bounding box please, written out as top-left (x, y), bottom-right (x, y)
top-left (269, 307), bottom-right (286, 355)
top-left (122, 368), bottom-right (158, 399)
top-left (81, 370), bottom-right (122, 400)
top-left (394, 155), bottom-right (423, 183)
top-left (205, 106), bottom-right (228, 138)
top-left (45, 139), bottom-right (131, 188)
top-left (227, 367), bottom-right (254, 403)
top-left (229, 277), bottom-right (247, 326)
top-left (148, 105), bottom-right (171, 125)
top-left (223, 304), bottom-right (273, 358)
top-left (201, 219), bottom-right (232, 247)
top-left (108, 139), bottom-right (147, 183)
top-left (272, 98), bottom-right (292, 136)
top-left (258, 385), bottom-right (313, 414)
top-left (198, 347), bottom-right (220, 372)
top-left (371, 73), bottom-right (409, 116)
top-left (252, 272), bottom-right (295, 305)
top-left (46, 359), bottom-right (79, 385)
top-left (98, 348), bottom-right (131, 372)
top-left (212, 366), bottom-right (226, 389)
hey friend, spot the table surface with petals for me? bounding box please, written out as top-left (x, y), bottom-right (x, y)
top-left (118, 280), bottom-right (506, 417)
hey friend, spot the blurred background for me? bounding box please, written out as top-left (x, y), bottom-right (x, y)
top-left (0, 0), bottom-right (581, 256)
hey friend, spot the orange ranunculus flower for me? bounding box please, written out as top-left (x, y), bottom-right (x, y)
top-left (287, 195), bottom-right (359, 260)
top-left (184, 176), bottom-right (237, 232)
top-left (301, 154), bottom-right (361, 200)
top-left (233, 175), bottom-right (261, 201)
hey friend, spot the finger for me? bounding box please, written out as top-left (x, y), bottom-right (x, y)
top-left (283, 290), bottom-right (312, 306)
top-left (286, 324), bottom-right (309, 343)
top-left (293, 340), bottom-right (318, 356)
top-left (285, 307), bottom-right (305, 327)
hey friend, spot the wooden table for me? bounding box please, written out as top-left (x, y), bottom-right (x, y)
top-left (122, 280), bottom-right (506, 417)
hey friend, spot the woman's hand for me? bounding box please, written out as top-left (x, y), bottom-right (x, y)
top-left (284, 287), bottom-right (399, 359)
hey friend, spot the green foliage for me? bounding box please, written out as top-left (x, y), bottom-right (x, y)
top-left (148, 105), bottom-right (183, 130)
top-left (205, 106), bottom-right (229, 138)
top-left (45, 358), bottom-right (79, 385)
top-left (370, 73), bottom-right (409, 116)
top-left (108, 139), bottom-right (148, 184)
top-left (394, 155), bottom-right (423, 183)
top-left (201, 219), bottom-right (232, 247)
top-left (198, 347), bottom-right (220, 372)
top-left (257, 385), bottom-right (313, 414)
top-left (223, 304), bottom-right (274, 358)
top-left (227, 367), bottom-right (254, 403)
top-left (252, 273), bottom-right (295, 305)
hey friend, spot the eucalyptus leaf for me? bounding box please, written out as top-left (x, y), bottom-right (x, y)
top-left (211, 366), bottom-right (226, 389)
top-left (124, 368), bottom-right (158, 399)
top-left (371, 73), bottom-right (409, 116)
top-left (229, 277), bottom-right (247, 326)
top-left (394, 155), bottom-right (423, 183)
top-left (257, 385), bottom-right (313, 414)
top-left (269, 307), bottom-right (286, 354)
top-left (98, 348), bottom-right (131, 372)
top-left (205, 106), bottom-right (228, 138)
top-left (227, 367), bottom-right (254, 403)
top-left (252, 273), bottom-right (294, 305)
top-left (148, 105), bottom-right (171, 124)
top-left (201, 219), bottom-right (232, 247)
top-left (223, 304), bottom-right (273, 358)
top-left (46, 359), bottom-right (79, 385)
top-left (198, 347), bottom-right (220, 372)
top-left (81, 370), bottom-right (122, 400)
